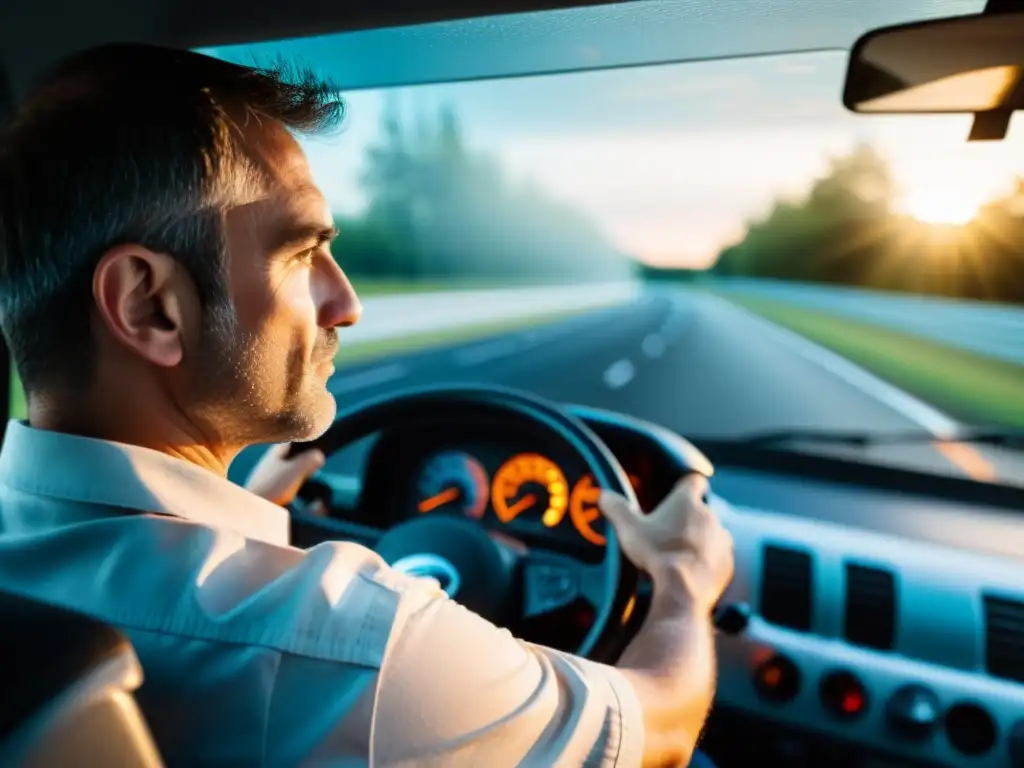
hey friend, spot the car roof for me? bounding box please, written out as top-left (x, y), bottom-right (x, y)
top-left (0, 0), bottom-right (981, 102)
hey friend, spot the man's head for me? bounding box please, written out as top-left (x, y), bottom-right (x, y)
top-left (0, 44), bottom-right (360, 463)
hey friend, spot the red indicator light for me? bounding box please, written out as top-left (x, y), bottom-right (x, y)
top-left (841, 690), bottom-right (865, 714)
top-left (820, 670), bottom-right (869, 720)
top-left (753, 654), bottom-right (800, 702)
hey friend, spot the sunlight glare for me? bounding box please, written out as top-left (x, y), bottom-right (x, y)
top-left (901, 186), bottom-right (985, 226)
top-left (885, 123), bottom-right (1024, 229)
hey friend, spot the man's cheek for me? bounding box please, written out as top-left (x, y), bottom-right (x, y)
top-left (279, 270), bottom-right (320, 324)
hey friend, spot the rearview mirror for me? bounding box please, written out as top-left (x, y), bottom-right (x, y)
top-left (843, 10), bottom-right (1024, 138)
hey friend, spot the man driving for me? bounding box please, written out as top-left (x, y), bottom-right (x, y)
top-left (0, 44), bottom-right (734, 767)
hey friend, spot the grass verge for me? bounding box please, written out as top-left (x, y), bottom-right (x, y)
top-left (722, 293), bottom-right (1024, 428)
top-left (9, 369), bottom-right (25, 421)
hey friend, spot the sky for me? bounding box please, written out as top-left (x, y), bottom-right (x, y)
top-left (211, 39), bottom-right (1024, 269)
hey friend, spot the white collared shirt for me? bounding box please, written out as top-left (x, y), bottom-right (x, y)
top-left (0, 420), bottom-right (643, 767)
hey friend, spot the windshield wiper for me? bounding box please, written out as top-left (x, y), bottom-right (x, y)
top-left (733, 427), bottom-right (1024, 450)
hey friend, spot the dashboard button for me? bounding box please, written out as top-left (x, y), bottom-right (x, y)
top-left (714, 602), bottom-right (751, 635)
top-left (885, 684), bottom-right (940, 740)
top-left (945, 701), bottom-right (996, 756)
top-left (819, 670), bottom-right (868, 720)
top-left (754, 654), bottom-right (801, 703)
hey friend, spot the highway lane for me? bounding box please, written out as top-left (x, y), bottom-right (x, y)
top-left (229, 287), bottom-right (1024, 489)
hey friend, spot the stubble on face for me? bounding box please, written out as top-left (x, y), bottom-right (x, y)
top-left (184, 294), bottom-right (338, 448)
top-left (180, 119), bottom-right (341, 448)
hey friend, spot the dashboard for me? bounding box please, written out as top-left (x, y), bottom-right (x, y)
top-left (299, 404), bottom-right (1024, 768)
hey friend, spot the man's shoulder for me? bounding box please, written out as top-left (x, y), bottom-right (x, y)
top-left (0, 509), bottom-right (445, 669)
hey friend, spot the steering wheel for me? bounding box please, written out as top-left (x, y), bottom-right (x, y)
top-left (285, 384), bottom-right (641, 661)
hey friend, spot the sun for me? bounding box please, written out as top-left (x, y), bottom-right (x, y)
top-left (900, 186), bottom-right (985, 226)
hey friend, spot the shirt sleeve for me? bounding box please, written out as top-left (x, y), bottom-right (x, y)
top-left (369, 577), bottom-right (645, 768)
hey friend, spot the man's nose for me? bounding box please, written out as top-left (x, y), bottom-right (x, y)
top-left (315, 260), bottom-right (362, 329)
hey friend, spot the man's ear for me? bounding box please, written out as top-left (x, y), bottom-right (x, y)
top-left (92, 245), bottom-right (198, 368)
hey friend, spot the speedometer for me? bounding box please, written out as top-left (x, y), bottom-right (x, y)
top-left (416, 451), bottom-right (489, 520)
top-left (491, 453), bottom-right (568, 527)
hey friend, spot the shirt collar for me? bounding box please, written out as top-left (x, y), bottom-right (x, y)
top-left (0, 420), bottom-right (289, 546)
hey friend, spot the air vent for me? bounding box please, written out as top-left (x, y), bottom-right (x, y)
top-left (843, 563), bottom-right (896, 650)
top-left (983, 594), bottom-right (1024, 683)
top-left (759, 544), bottom-right (813, 631)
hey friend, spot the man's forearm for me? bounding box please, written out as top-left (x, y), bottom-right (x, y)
top-left (616, 567), bottom-right (717, 767)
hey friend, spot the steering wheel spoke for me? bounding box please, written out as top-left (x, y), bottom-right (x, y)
top-left (521, 549), bottom-right (606, 619)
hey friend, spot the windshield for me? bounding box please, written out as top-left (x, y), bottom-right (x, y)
top-left (12, 25), bottom-right (1024, 489)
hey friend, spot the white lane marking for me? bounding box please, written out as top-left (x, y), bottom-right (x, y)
top-left (603, 359), bottom-right (636, 389)
top-left (330, 363), bottom-right (407, 394)
top-left (641, 334), bottom-right (666, 359)
top-left (713, 297), bottom-right (959, 436)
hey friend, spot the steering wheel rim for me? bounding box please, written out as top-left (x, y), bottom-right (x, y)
top-left (287, 383), bottom-right (640, 661)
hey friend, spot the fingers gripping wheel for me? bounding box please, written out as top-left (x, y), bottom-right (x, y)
top-left (285, 384), bottom-right (640, 661)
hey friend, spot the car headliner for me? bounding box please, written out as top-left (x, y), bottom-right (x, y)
top-left (0, 0), bottom-right (982, 102)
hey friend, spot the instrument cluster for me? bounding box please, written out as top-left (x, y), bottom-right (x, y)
top-left (409, 445), bottom-right (650, 548)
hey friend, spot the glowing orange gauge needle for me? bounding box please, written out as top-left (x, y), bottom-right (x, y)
top-left (419, 487), bottom-right (460, 513)
top-left (503, 494), bottom-right (536, 520)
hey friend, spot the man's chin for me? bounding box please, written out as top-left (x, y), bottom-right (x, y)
top-left (297, 389), bottom-right (338, 442)
top-left (259, 387), bottom-right (338, 447)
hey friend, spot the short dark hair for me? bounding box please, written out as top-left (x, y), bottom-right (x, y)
top-left (0, 43), bottom-right (345, 396)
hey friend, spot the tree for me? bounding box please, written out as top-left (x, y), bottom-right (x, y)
top-left (710, 145), bottom-right (1024, 304)
top-left (337, 99), bottom-right (634, 284)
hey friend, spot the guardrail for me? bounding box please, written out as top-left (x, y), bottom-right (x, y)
top-left (712, 278), bottom-right (1024, 365)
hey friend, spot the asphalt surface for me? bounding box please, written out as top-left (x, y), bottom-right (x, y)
top-left (229, 287), bottom-right (1024, 489)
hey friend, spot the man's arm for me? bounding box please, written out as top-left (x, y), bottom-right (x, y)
top-left (601, 475), bottom-right (735, 768)
top-left (355, 470), bottom-right (733, 768)
top-left (367, 575), bottom-right (645, 768)
top-left (616, 573), bottom-right (715, 768)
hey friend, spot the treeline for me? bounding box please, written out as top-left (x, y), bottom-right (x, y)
top-left (707, 143), bottom-right (1024, 304)
top-left (331, 98), bottom-right (634, 284)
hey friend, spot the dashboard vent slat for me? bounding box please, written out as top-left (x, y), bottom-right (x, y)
top-left (759, 544), bottom-right (813, 632)
top-left (843, 563), bottom-right (896, 651)
top-left (983, 595), bottom-right (1024, 684)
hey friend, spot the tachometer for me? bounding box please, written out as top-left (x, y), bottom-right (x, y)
top-left (569, 471), bottom-right (643, 546)
top-left (416, 451), bottom-right (489, 520)
top-left (569, 475), bottom-right (606, 546)
top-left (491, 453), bottom-right (568, 527)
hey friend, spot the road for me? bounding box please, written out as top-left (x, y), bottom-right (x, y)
top-left (229, 287), bottom-right (1024, 488)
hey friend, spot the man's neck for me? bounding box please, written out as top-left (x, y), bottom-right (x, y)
top-left (28, 392), bottom-right (236, 478)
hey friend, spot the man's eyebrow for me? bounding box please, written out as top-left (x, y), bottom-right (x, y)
top-left (271, 223), bottom-right (340, 252)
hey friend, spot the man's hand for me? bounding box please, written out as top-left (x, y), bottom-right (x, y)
top-left (245, 443), bottom-right (326, 507)
top-left (598, 474), bottom-right (734, 768)
top-left (599, 474), bottom-right (734, 612)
